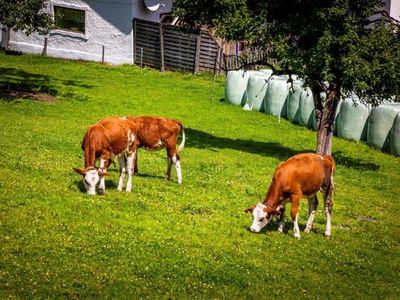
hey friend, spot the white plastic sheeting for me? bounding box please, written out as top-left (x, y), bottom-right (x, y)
top-left (298, 87), bottom-right (316, 129)
top-left (245, 73), bottom-right (269, 112)
top-left (390, 112), bottom-right (400, 156)
top-left (264, 76), bottom-right (289, 117)
top-left (286, 80), bottom-right (304, 123)
top-left (367, 104), bottom-right (400, 151)
top-left (336, 97), bottom-right (370, 141)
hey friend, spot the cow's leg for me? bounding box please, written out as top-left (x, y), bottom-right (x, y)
top-left (166, 153), bottom-right (172, 180)
top-left (117, 155), bottom-right (127, 191)
top-left (290, 192), bottom-right (302, 239)
top-left (277, 206), bottom-right (285, 233)
top-left (134, 151), bottom-right (138, 174)
top-left (323, 176), bottom-right (334, 237)
top-left (125, 150), bottom-right (136, 192)
top-left (305, 194), bottom-right (319, 233)
top-left (167, 147), bottom-right (182, 184)
top-left (172, 153), bottom-right (182, 184)
top-left (98, 158), bottom-right (108, 195)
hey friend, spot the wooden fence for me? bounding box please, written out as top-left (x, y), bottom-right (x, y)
top-left (133, 19), bottom-right (277, 74)
top-left (133, 19), bottom-right (222, 73)
top-left (223, 49), bottom-right (278, 71)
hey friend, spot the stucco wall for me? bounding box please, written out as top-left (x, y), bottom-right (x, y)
top-left (389, 0), bottom-right (400, 21)
top-left (8, 0), bottom-right (172, 65)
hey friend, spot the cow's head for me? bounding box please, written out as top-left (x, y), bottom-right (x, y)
top-left (245, 203), bottom-right (273, 233)
top-left (73, 167), bottom-right (106, 195)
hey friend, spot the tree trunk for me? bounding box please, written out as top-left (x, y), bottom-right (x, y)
top-left (1, 27), bottom-right (10, 50)
top-left (314, 83), bottom-right (341, 155)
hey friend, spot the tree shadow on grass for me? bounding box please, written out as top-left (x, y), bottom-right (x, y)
top-left (185, 127), bottom-right (307, 161)
top-left (332, 150), bottom-right (379, 171)
top-left (0, 67), bottom-right (95, 102)
top-left (185, 127), bottom-right (380, 171)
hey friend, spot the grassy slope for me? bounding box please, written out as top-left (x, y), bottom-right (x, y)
top-left (0, 53), bottom-right (399, 299)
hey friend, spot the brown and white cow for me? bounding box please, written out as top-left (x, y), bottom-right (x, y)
top-left (73, 116), bottom-right (185, 195)
top-left (245, 153), bottom-right (335, 238)
top-left (126, 116), bottom-right (185, 185)
top-left (73, 116), bottom-right (137, 195)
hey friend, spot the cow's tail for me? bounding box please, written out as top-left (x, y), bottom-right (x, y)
top-left (177, 123), bottom-right (185, 154)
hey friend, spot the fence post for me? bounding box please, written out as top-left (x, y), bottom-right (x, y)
top-left (159, 23), bottom-right (165, 72)
top-left (42, 37), bottom-right (48, 56)
top-left (140, 47), bottom-right (143, 69)
top-left (223, 54), bottom-right (227, 74)
top-left (101, 45), bottom-right (105, 63)
top-left (214, 46), bottom-right (221, 75)
top-left (133, 18), bottom-right (136, 64)
top-left (194, 33), bottom-right (201, 74)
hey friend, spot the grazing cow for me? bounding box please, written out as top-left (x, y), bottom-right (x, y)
top-left (125, 116), bottom-right (185, 185)
top-left (73, 116), bottom-right (137, 195)
top-left (73, 116), bottom-right (185, 195)
top-left (245, 153), bottom-right (335, 239)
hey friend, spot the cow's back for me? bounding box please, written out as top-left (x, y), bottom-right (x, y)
top-left (275, 153), bottom-right (334, 196)
top-left (127, 116), bottom-right (181, 147)
top-left (80, 117), bottom-right (131, 160)
top-left (96, 117), bottom-right (132, 154)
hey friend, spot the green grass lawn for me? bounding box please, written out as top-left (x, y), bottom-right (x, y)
top-left (0, 52), bottom-right (399, 299)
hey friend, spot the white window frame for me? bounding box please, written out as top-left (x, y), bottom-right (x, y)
top-left (50, 2), bottom-right (88, 39)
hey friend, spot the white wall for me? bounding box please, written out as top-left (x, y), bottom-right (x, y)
top-left (8, 0), bottom-right (172, 65)
top-left (389, 0), bottom-right (400, 21)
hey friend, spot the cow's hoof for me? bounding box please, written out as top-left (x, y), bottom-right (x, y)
top-left (98, 189), bottom-right (105, 195)
top-left (294, 233), bottom-right (301, 239)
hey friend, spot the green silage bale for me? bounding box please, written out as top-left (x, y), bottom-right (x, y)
top-left (367, 104), bottom-right (400, 151)
top-left (259, 69), bottom-right (273, 78)
top-left (245, 74), bottom-right (269, 112)
top-left (225, 70), bottom-right (250, 106)
top-left (265, 76), bottom-right (289, 117)
top-left (336, 97), bottom-right (370, 141)
top-left (298, 87), bottom-right (316, 129)
top-left (287, 80), bottom-right (304, 123)
top-left (390, 112), bottom-right (400, 156)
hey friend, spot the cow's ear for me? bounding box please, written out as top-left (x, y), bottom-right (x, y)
top-left (244, 205), bottom-right (256, 213)
top-left (263, 206), bottom-right (273, 213)
top-left (98, 170), bottom-right (107, 177)
top-left (73, 167), bottom-right (86, 176)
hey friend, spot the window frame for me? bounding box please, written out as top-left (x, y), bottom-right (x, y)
top-left (51, 2), bottom-right (88, 38)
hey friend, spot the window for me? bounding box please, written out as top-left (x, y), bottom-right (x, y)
top-left (54, 6), bottom-right (85, 34)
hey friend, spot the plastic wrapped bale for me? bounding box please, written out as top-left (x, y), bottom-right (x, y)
top-left (367, 104), bottom-right (400, 151)
top-left (336, 97), bottom-right (370, 141)
top-left (225, 70), bottom-right (250, 106)
top-left (286, 80), bottom-right (304, 123)
top-left (245, 74), bottom-right (269, 112)
top-left (259, 69), bottom-right (273, 78)
top-left (298, 87), bottom-right (316, 129)
top-left (264, 76), bottom-right (290, 117)
top-left (390, 112), bottom-right (400, 156)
